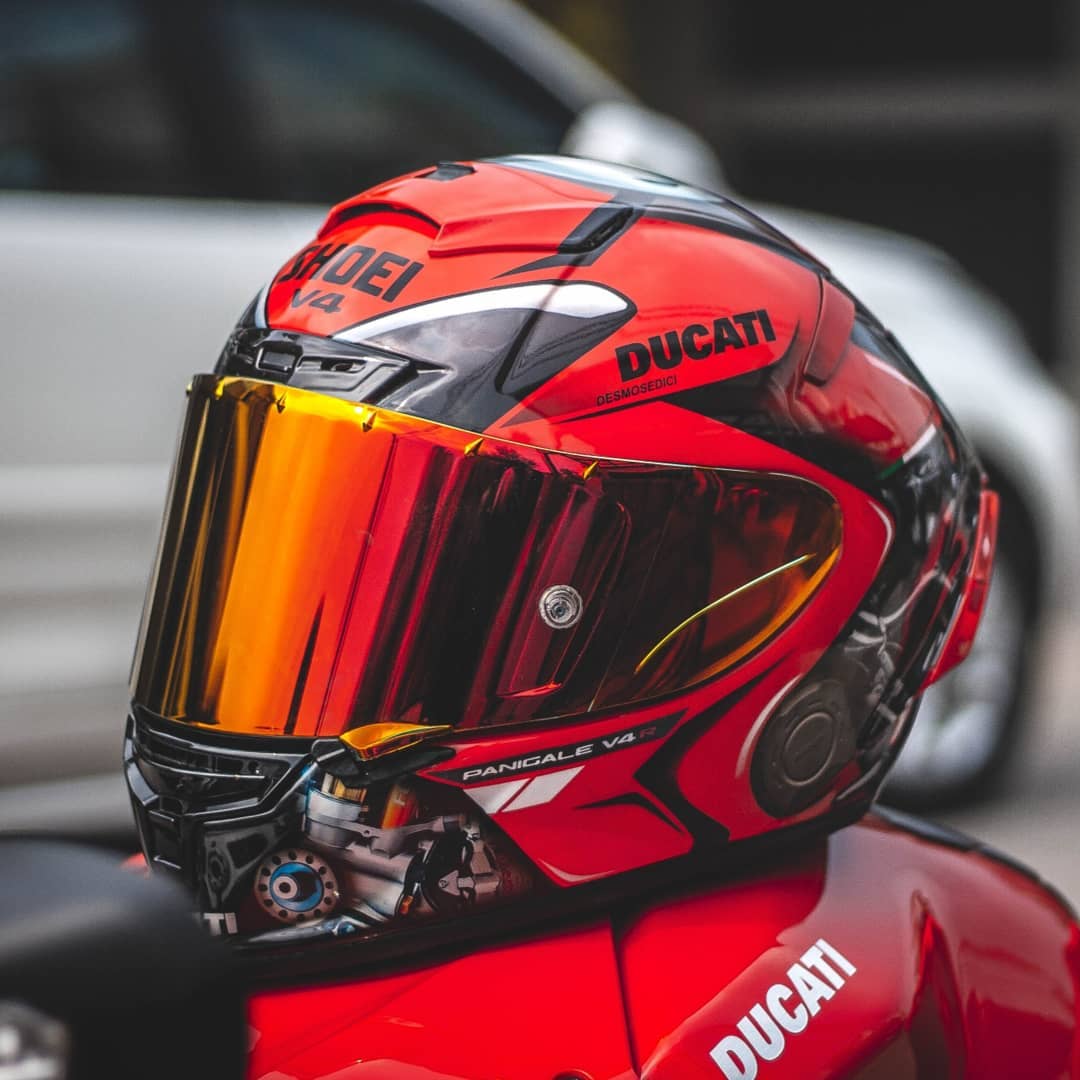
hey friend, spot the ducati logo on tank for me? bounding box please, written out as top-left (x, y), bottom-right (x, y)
top-left (709, 939), bottom-right (857, 1078)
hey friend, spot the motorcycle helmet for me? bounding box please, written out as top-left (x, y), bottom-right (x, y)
top-left (125, 156), bottom-right (997, 971)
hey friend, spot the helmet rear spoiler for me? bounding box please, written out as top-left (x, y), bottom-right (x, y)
top-left (921, 486), bottom-right (1000, 689)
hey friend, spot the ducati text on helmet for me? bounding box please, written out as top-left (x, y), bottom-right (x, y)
top-left (124, 156), bottom-right (997, 970)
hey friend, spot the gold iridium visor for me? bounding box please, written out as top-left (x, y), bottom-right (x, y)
top-left (132, 375), bottom-right (842, 737)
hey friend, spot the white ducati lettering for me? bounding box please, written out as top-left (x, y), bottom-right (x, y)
top-left (765, 984), bottom-right (808, 1033)
top-left (800, 944), bottom-right (845, 989)
top-left (786, 962), bottom-right (834, 1015)
top-left (709, 1035), bottom-right (758, 1079)
top-left (817, 937), bottom-right (857, 976)
top-left (738, 1004), bottom-right (785, 1060)
top-left (708, 939), bottom-right (855, 1074)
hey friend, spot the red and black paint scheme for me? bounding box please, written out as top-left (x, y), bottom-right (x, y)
top-left (248, 809), bottom-right (1080, 1078)
top-left (124, 157), bottom-right (998, 972)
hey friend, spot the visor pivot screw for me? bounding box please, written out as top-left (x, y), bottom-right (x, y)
top-left (539, 585), bottom-right (583, 630)
top-left (464, 437), bottom-right (484, 456)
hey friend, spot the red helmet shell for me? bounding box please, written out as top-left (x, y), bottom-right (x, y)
top-left (127, 157), bottom-right (994, 964)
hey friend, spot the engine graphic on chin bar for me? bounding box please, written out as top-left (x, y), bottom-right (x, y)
top-left (254, 849), bottom-right (340, 924)
top-left (252, 773), bottom-right (505, 932)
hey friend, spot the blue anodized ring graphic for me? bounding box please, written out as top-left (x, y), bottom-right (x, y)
top-left (256, 848), bottom-right (340, 924)
top-left (269, 861), bottom-right (325, 912)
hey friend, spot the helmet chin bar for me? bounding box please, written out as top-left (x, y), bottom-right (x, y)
top-left (125, 711), bottom-right (532, 946)
top-left (251, 780), bottom-right (502, 940)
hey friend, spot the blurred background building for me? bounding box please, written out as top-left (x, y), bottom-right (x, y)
top-left (528, 0), bottom-right (1071, 382)
top-left (1, 0), bottom-right (1077, 897)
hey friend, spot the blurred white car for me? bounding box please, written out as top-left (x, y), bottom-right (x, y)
top-left (1, 0), bottom-right (1076, 838)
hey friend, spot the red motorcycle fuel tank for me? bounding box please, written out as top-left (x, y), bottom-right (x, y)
top-left (248, 809), bottom-right (1080, 1079)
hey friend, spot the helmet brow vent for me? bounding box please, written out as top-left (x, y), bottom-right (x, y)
top-left (222, 329), bottom-right (420, 403)
top-left (421, 162), bottom-right (476, 182)
top-left (560, 203), bottom-right (633, 253)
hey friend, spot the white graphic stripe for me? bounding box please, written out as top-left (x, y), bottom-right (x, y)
top-left (464, 778), bottom-right (528, 815)
top-left (902, 423), bottom-right (937, 463)
top-left (868, 499), bottom-right (895, 552)
top-left (332, 283), bottom-right (627, 344)
top-left (501, 766), bottom-right (583, 812)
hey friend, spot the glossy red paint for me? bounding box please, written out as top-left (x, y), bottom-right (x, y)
top-left (248, 812), bottom-right (1080, 1079)
top-left (249, 919), bottom-right (637, 1080)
